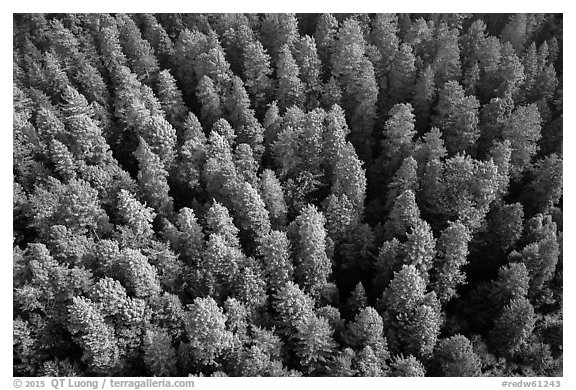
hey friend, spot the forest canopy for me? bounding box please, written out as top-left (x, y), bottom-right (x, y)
top-left (13, 13), bottom-right (562, 377)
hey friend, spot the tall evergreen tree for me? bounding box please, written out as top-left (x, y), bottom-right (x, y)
top-left (290, 204), bottom-right (332, 298)
top-left (157, 69), bottom-right (188, 130)
top-left (115, 13), bottom-right (160, 84)
top-left (431, 81), bottom-right (480, 155)
top-left (489, 296), bottom-right (536, 358)
top-left (184, 296), bottom-right (233, 367)
top-left (502, 104), bottom-right (542, 178)
top-left (232, 181), bottom-right (271, 244)
top-left (381, 264), bottom-right (442, 359)
top-left (413, 65), bottom-right (436, 131)
top-left (67, 296), bottom-right (120, 373)
top-left (243, 40), bottom-right (274, 114)
top-left (133, 137), bottom-right (173, 216)
top-left (314, 13), bottom-right (339, 75)
top-left (431, 221), bottom-right (472, 303)
top-left (294, 35), bottom-right (322, 110)
top-left (258, 230), bottom-right (293, 294)
top-left (431, 23), bottom-right (462, 87)
top-left (433, 335), bottom-right (481, 376)
top-left (259, 169), bottom-right (288, 230)
top-left (260, 13), bottom-right (299, 65)
top-left (388, 43), bottom-right (416, 105)
top-left (276, 44), bottom-right (304, 111)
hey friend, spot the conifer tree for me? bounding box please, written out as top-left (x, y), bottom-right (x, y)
top-left (263, 101), bottom-right (283, 150)
top-left (157, 69), bottom-right (188, 130)
top-left (431, 81), bottom-right (480, 155)
top-left (41, 51), bottom-right (72, 100)
top-left (260, 13), bottom-right (299, 64)
top-left (116, 248), bottom-right (161, 298)
top-left (176, 112), bottom-right (207, 191)
top-left (331, 142), bottom-right (367, 213)
top-left (431, 221), bottom-right (472, 304)
top-left (223, 75), bottom-right (265, 155)
top-left (276, 44), bottom-right (304, 111)
top-left (322, 104), bottom-right (349, 172)
top-left (142, 114), bottom-right (178, 168)
top-left (49, 139), bottom-right (77, 182)
top-left (323, 193), bottom-right (359, 245)
top-left (519, 232), bottom-right (560, 298)
top-left (381, 103), bottom-right (417, 167)
top-left (204, 201), bottom-right (241, 249)
top-left (370, 14), bottom-right (399, 75)
top-left (117, 189), bottom-right (156, 240)
top-left (386, 156), bottom-right (419, 211)
top-left (135, 14), bottom-right (175, 70)
top-left (346, 57), bottom-right (378, 160)
top-left (143, 327), bottom-right (177, 376)
top-left (462, 61), bottom-right (480, 96)
top-left (232, 258), bottom-right (268, 312)
top-left (522, 42), bottom-right (539, 101)
top-left (28, 177), bottom-right (111, 238)
top-left (433, 335), bottom-right (481, 376)
top-left (500, 13), bottom-right (528, 54)
top-left (314, 13), bottom-right (339, 74)
top-left (243, 40), bottom-right (274, 113)
top-left (388, 43), bottom-right (416, 105)
top-left (232, 181), bottom-right (271, 244)
top-left (389, 355), bottom-right (426, 377)
top-left (67, 296), bottom-right (119, 373)
top-left (294, 35), bottom-right (322, 110)
top-left (345, 283), bottom-right (368, 319)
top-left (258, 230), bottom-right (294, 294)
top-left (459, 20), bottom-right (487, 66)
top-left (211, 118), bottom-right (236, 148)
top-left (259, 169), bottom-right (288, 230)
top-left (133, 137), bottom-right (173, 216)
top-left (383, 189), bottom-right (421, 239)
top-left (203, 131), bottom-right (239, 207)
top-left (234, 144), bottom-right (259, 187)
top-left (404, 18), bottom-right (435, 62)
top-left (413, 65), bottom-right (436, 131)
top-left (174, 29), bottom-right (209, 99)
top-left (522, 154), bottom-right (563, 216)
top-left (331, 18), bottom-right (378, 160)
top-left (295, 314), bottom-right (337, 374)
top-left (502, 104), bottom-right (542, 178)
top-left (273, 281), bottom-right (315, 337)
top-left (492, 262), bottom-right (530, 306)
top-left (320, 76), bottom-right (343, 109)
top-left (173, 207), bottom-right (205, 265)
top-left (346, 307), bottom-right (389, 362)
top-left (485, 202), bottom-right (524, 252)
top-left (373, 238), bottom-right (404, 293)
top-left (354, 346), bottom-right (385, 377)
top-left (404, 219), bottom-right (436, 282)
top-left (441, 154), bottom-right (499, 231)
top-left (290, 204), bottom-right (332, 297)
top-left (193, 44), bottom-right (232, 85)
top-left (478, 96), bottom-right (514, 157)
top-left (489, 296), bottom-right (536, 357)
top-left (432, 24), bottom-right (462, 87)
top-left (381, 264), bottom-right (442, 358)
top-left (199, 233), bottom-right (242, 299)
top-left (196, 75), bottom-right (223, 128)
top-left (115, 13), bottom-right (160, 84)
top-left (184, 296), bottom-right (233, 367)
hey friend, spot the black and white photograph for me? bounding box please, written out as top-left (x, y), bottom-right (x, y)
top-left (11, 9), bottom-right (565, 383)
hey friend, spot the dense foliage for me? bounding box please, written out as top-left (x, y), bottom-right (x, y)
top-left (13, 13), bottom-right (562, 377)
